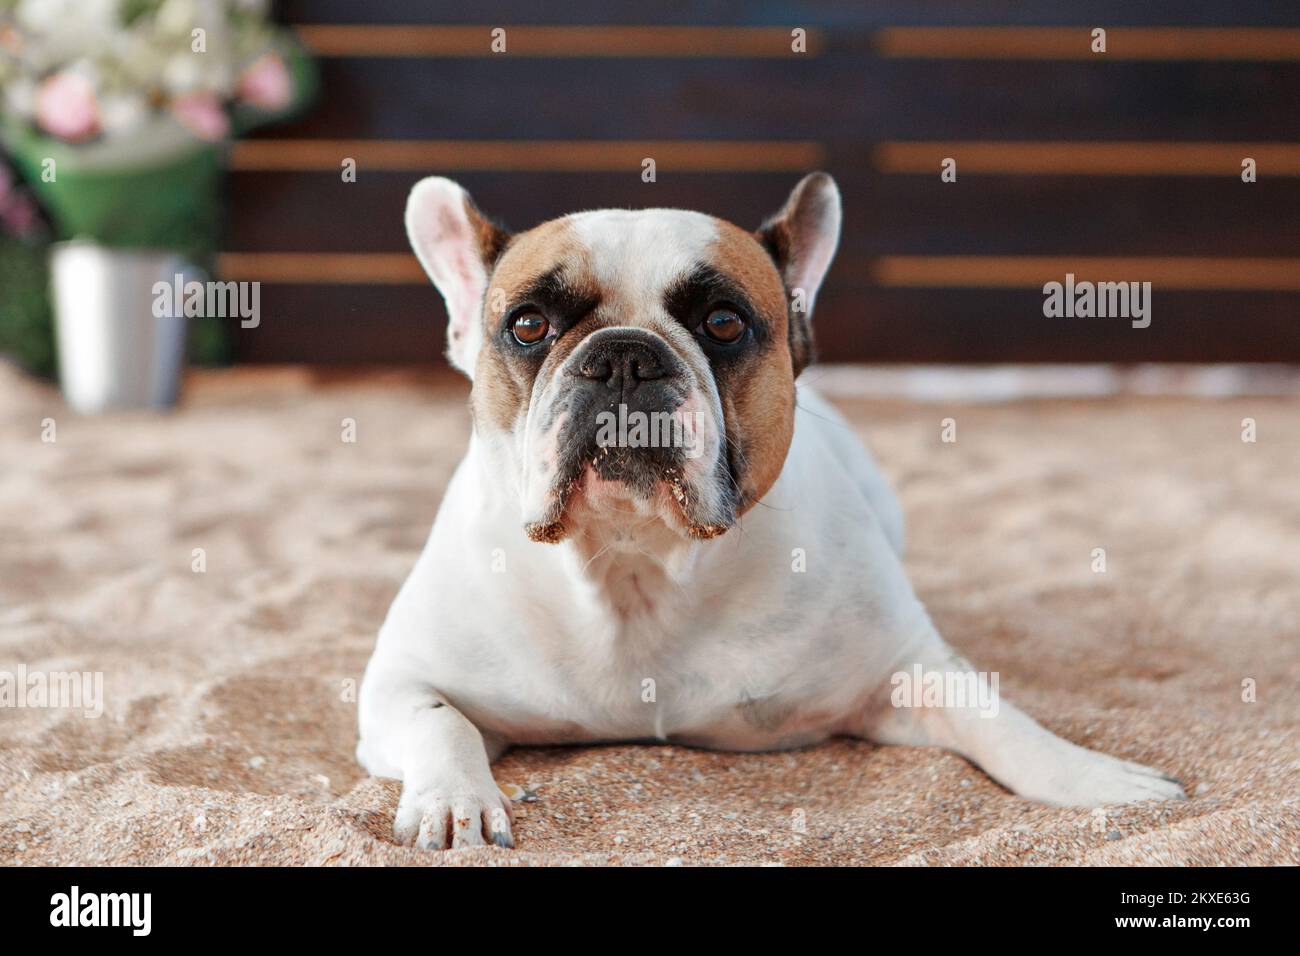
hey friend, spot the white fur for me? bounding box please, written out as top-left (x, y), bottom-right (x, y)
top-left (568, 208), bottom-right (718, 311)
top-left (405, 177), bottom-right (492, 377)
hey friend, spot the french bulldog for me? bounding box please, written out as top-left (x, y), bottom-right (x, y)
top-left (357, 173), bottom-right (1185, 850)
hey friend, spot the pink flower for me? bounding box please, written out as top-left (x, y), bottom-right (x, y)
top-left (238, 52), bottom-right (292, 111)
top-left (0, 191), bottom-right (38, 237)
top-left (35, 71), bottom-right (100, 142)
top-left (0, 166), bottom-right (39, 238)
top-left (170, 92), bottom-right (230, 142)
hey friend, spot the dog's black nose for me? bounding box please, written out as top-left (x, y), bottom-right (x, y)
top-left (570, 330), bottom-right (682, 402)
top-left (578, 345), bottom-right (665, 385)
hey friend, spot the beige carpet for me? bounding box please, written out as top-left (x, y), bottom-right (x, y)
top-left (1, 363), bottom-right (1296, 866)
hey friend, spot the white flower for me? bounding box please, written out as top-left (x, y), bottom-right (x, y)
top-left (3, 76), bottom-right (38, 119)
top-left (155, 0), bottom-right (201, 37)
top-left (15, 0), bottom-right (121, 71)
top-left (17, 0), bottom-right (119, 36)
top-left (98, 92), bottom-right (148, 135)
top-left (162, 51), bottom-right (204, 93)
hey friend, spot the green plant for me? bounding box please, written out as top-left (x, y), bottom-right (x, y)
top-left (0, 229), bottom-right (54, 375)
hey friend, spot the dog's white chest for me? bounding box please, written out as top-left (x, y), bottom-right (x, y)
top-left (421, 538), bottom-right (891, 751)
top-left (464, 603), bottom-right (848, 751)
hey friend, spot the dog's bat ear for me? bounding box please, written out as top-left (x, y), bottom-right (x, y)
top-left (756, 172), bottom-right (841, 374)
top-left (405, 177), bottom-right (511, 378)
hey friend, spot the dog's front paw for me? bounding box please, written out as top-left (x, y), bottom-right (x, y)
top-left (393, 773), bottom-right (514, 850)
top-left (1030, 745), bottom-right (1187, 807)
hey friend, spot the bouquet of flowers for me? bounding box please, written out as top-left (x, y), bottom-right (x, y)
top-left (0, 0), bottom-right (313, 249)
top-left (0, 0), bottom-right (315, 371)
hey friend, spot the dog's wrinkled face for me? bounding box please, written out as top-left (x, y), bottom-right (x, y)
top-left (406, 174), bottom-right (841, 543)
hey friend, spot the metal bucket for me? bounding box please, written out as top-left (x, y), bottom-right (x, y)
top-left (50, 240), bottom-right (194, 413)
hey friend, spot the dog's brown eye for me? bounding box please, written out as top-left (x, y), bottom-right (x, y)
top-left (702, 308), bottom-right (746, 344)
top-left (511, 312), bottom-right (549, 345)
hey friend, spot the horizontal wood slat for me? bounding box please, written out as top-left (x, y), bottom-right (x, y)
top-left (216, 252), bottom-right (1300, 293)
top-left (230, 140), bottom-right (825, 172)
top-left (875, 142), bottom-right (1300, 175)
top-left (293, 24), bottom-right (1300, 61)
top-left (295, 24), bottom-right (818, 57)
top-left (876, 27), bottom-right (1300, 59)
top-left (216, 253), bottom-right (423, 284)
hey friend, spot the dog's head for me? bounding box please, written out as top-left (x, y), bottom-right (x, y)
top-left (406, 174), bottom-right (840, 544)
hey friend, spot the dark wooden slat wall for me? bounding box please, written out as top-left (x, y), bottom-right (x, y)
top-left (225, 3), bottom-right (1300, 364)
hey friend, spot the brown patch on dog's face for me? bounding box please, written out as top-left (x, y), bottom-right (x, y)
top-left (466, 194), bottom-right (511, 269)
top-left (754, 215), bottom-right (814, 376)
top-left (470, 219), bottom-right (598, 435)
top-left (702, 221), bottom-right (798, 514)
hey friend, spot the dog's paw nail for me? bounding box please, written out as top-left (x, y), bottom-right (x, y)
top-left (393, 781), bottom-right (514, 851)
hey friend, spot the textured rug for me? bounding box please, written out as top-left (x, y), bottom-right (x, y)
top-left (1, 363), bottom-right (1296, 866)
